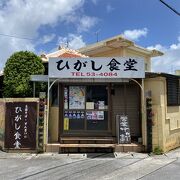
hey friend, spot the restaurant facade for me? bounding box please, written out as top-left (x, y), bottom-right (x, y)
top-left (1, 35), bottom-right (180, 153)
top-left (40, 35), bottom-right (165, 153)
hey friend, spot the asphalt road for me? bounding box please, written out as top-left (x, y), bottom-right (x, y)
top-left (0, 149), bottom-right (180, 180)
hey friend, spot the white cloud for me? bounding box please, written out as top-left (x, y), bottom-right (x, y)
top-left (42, 34), bottom-right (56, 44)
top-left (147, 37), bottom-right (180, 73)
top-left (178, 36), bottom-right (180, 42)
top-left (77, 16), bottom-right (98, 32)
top-left (106, 4), bottom-right (114, 13)
top-left (122, 28), bottom-right (148, 41)
top-left (57, 34), bottom-right (86, 49)
top-left (0, 0), bottom-right (85, 71)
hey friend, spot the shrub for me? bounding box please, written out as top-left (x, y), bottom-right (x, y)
top-left (153, 146), bottom-right (163, 155)
top-left (3, 51), bottom-right (44, 97)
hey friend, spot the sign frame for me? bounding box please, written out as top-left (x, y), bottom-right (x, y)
top-left (48, 57), bottom-right (145, 79)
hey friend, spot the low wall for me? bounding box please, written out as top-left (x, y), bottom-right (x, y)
top-left (145, 77), bottom-right (180, 153)
top-left (164, 106), bottom-right (180, 152)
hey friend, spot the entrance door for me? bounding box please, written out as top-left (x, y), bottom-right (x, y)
top-left (61, 85), bottom-right (110, 135)
top-left (111, 84), bottom-right (141, 141)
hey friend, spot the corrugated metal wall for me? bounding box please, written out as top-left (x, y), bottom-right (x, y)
top-left (111, 84), bottom-right (141, 139)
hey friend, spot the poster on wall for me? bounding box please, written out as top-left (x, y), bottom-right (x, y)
top-left (98, 101), bottom-right (105, 110)
top-left (86, 111), bottom-right (92, 120)
top-left (97, 111), bottom-right (104, 120)
top-left (64, 118), bottom-right (69, 130)
top-left (64, 87), bottom-right (68, 109)
top-left (87, 111), bottom-right (104, 120)
top-left (69, 86), bottom-right (85, 109)
top-left (76, 111), bottom-right (81, 119)
top-left (86, 102), bottom-right (94, 109)
top-left (92, 111), bottom-right (98, 120)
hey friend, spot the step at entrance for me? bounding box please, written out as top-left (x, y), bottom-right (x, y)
top-left (60, 137), bottom-right (116, 144)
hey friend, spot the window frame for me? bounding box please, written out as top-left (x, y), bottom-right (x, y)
top-left (61, 84), bottom-right (110, 134)
top-left (167, 76), bottom-right (180, 106)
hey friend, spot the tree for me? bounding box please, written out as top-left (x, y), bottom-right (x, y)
top-left (3, 51), bottom-right (45, 97)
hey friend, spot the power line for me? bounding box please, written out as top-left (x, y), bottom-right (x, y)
top-left (0, 32), bottom-right (66, 46)
top-left (159, 0), bottom-right (180, 16)
top-left (0, 33), bottom-right (35, 40)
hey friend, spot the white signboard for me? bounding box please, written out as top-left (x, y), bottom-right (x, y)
top-left (49, 57), bottom-right (145, 78)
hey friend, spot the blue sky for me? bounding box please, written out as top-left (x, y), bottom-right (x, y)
top-left (0, 0), bottom-right (180, 73)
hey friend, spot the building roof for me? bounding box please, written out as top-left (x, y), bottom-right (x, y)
top-left (41, 46), bottom-right (88, 63)
top-left (79, 34), bottom-right (163, 57)
top-left (146, 72), bottom-right (180, 79)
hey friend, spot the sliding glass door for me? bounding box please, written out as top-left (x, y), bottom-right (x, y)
top-left (62, 85), bottom-right (109, 134)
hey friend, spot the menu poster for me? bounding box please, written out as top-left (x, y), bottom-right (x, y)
top-left (119, 115), bottom-right (131, 144)
top-left (86, 111), bottom-right (92, 120)
top-left (64, 111), bottom-right (68, 118)
top-left (86, 102), bottom-right (94, 109)
top-left (97, 111), bottom-right (104, 120)
top-left (68, 111), bottom-right (72, 119)
top-left (86, 111), bottom-right (104, 120)
top-left (92, 111), bottom-right (98, 120)
top-left (98, 101), bottom-right (105, 110)
top-left (81, 111), bottom-right (85, 119)
top-left (69, 86), bottom-right (85, 109)
top-left (76, 111), bottom-right (81, 119)
top-left (64, 87), bottom-right (68, 109)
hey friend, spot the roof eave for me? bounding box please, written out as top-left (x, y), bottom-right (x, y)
top-left (79, 35), bottom-right (163, 57)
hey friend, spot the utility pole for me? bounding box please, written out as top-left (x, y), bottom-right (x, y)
top-left (66, 39), bottom-right (69, 48)
top-left (95, 30), bottom-right (101, 42)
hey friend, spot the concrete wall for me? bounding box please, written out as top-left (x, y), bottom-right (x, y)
top-left (145, 77), bottom-right (180, 152)
top-left (89, 48), bottom-right (124, 57)
top-left (165, 106), bottom-right (180, 151)
top-left (145, 77), bottom-right (166, 151)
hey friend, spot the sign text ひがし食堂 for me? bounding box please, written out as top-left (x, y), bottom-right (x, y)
top-left (49, 57), bottom-right (145, 79)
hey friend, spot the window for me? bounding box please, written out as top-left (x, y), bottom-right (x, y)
top-left (63, 85), bottom-right (109, 132)
top-left (167, 77), bottom-right (180, 106)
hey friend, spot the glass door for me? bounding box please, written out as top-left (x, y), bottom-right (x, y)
top-left (63, 85), bottom-right (109, 133)
top-left (86, 86), bottom-right (108, 131)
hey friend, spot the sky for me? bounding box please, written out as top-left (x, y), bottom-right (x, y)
top-left (0, 0), bottom-right (179, 73)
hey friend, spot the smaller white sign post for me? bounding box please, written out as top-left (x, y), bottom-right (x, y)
top-left (48, 57), bottom-right (145, 79)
